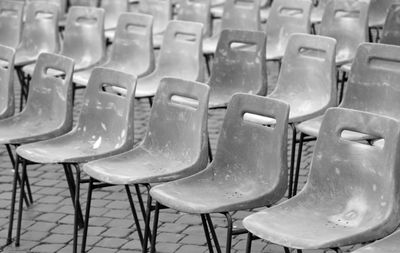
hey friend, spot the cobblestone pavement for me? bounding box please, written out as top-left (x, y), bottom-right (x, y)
top-left (0, 62), bottom-right (364, 253)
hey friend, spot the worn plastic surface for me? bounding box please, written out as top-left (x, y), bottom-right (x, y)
top-left (177, 0), bottom-right (211, 37)
top-left (208, 29), bottom-right (267, 108)
top-left (69, 0), bottom-right (98, 7)
top-left (369, 0), bottom-right (395, 27)
top-left (381, 4), bottom-right (400, 46)
top-left (266, 0), bottom-right (312, 61)
top-left (15, 2), bottom-right (60, 67)
top-left (268, 34), bottom-right (337, 123)
top-left (320, 0), bottom-right (369, 66)
top-left (73, 13), bottom-right (155, 86)
top-left (351, 229), bottom-right (400, 253)
top-left (297, 43), bottom-right (400, 138)
top-left (310, 0), bottom-right (327, 23)
top-left (0, 1), bottom-right (24, 49)
top-left (203, 0), bottom-right (260, 54)
top-left (135, 20), bottom-right (204, 98)
top-left (17, 68), bottom-right (136, 164)
top-left (83, 78), bottom-right (209, 185)
top-left (29, 0), bottom-right (67, 16)
top-left (150, 94), bottom-right (289, 214)
top-left (0, 53), bottom-right (74, 145)
top-left (0, 45), bottom-right (15, 120)
top-left (243, 108), bottom-right (400, 249)
top-left (101, 0), bottom-right (128, 30)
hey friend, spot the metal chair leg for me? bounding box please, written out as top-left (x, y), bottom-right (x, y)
top-left (63, 164), bottom-right (84, 229)
top-left (245, 233), bottom-right (253, 253)
top-left (284, 247), bottom-right (291, 253)
top-left (81, 177), bottom-right (94, 253)
top-left (72, 163), bottom-right (81, 253)
top-left (149, 202), bottom-right (160, 253)
top-left (289, 124), bottom-right (297, 198)
top-left (15, 158), bottom-right (27, 246)
top-left (125, 185), bottom-right (144, 247)
top-left (205, 214), bottom-right (221, 253)
top-left (293, 133), bottom-right (305, 196)
top-left (7, 153), bottom-right (21, 245)
top-left (223, 212), bottom-right (233, 253)
top-left (135, 184), bottom-right (147, 221)
top-left (142, 184), bottom-right (152, 253)
top-left (208, 135), bottom-right (213, 162)
top-left (201, 214), bottom-right (215, 253)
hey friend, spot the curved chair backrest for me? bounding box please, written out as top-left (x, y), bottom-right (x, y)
top-left (266, 0), bottom-right (312, 57)
top-left (209, 29), bottom-right (267, 97)
top-left (139, 0), bottom-right (172, 34)
top-left (18, 2), bottom-right (60, 57)
top-left (100, 0), bottom-right (128, 30)
top-left (369, 0), bottom-right (396, 26)
top-left (142, 77), bottom-right (209, 169)
top-left (108, 13), bottom-right (155, 77)
top-left (157, 20), bottom-right (204, 81)
top-left (176, 0), bottom-right (211, 37)
top-left (30, 0), bottom-right (67, 15)
top-left (306, 107), bottom-right (400, 232)
top-left (25, 53), bottom-right (74, 132)
top-left (0, 1), bottom-right (24, 48)
top-left (212, 94), bottom-right (289, 204)
top-left (220, 0), bottom-right (260, 32)
top-left (381, 3), bottom-right (400, 46)
top-left (69, 0), bottom-right (98, 7)
top-left (62, 6), bottom-right (105, 69)
top-left (75, 68), bottom-right (137, 150)
top-left (320, 0), bottom-right (369, 64)
top-left (0, 45), bottom-right (15, 119)
top-left (342, 43), bottom-right (400, 120)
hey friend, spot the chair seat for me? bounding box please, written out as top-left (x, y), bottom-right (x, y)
top-left (14, 50), bottom-right (40, 67)
top-left (340, 62), bottom-right (352, 73)
top-left (266, 47), bottom-right (284, 61)
top-left (203, 35), bottom-right (219, 55)
top-left (310, 8), bottom-right (323, 24)
top-left (83, 147), bottom-right (194, 185)
top-left (352, 229), bottom-right (400, 253)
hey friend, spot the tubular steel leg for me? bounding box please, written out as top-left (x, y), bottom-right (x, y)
top-left (15, 159), bottom-right (27, 246)
top-left (284, 247), bottom-right (291, 253)
top-left (72, 163), bottom-right (81, 253)
top-left (223, 212), bottom-right (233, 253)
top-left (289, 125), bottom-right (297, 198)
top-left (135, 184), bottom-right (147, 221)
top-left (7, 153), bottom-right (21, 245)
top-left (149, 202), bottom-right (160, 253)
top-left (208, 135), bottom-right (213, 162)
top-left (245, 233), bottom-right (253, 253)
top-left (81, 177), bottom-right (94, 253)
top-left (148, 97), bottom-right (153, 107)
top-left (63, 164), bottom-right (84, 229)
top-left (142, 185), bottom-right (152, 253)
top-left (201, 214), bottom-right (215, 253)
top-left (293, 133), bottom-right (304, 196)
top-left (125, 185), bottom-right (144, 247)
top-left (332, 247), bottom-right (343, 253)
top-left (205, 214), bottom-right (221, 253)
top-left (24, 169), bottom-right (33, 204)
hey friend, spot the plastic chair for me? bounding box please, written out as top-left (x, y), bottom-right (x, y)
top-left (266, 0), bottom-right (312, 62)
top-left (135, 20), bottom-right (205, 99)
top-left (150, 94), bottom-right (289, 253)
top-left (69, 0), bottom-right (99, 7)
top-left (73, 13), bottom-right (155, 86)
top-left (0, 45), bottom-right (16, 121)
top-left (101, 0), bottom-right (128, 30)
top-left (243, 107), bottom-right (400, 252)
top-left (208, 29), bottom-right (267, 108)
top-left (381, 3), bottom-right (400, 46)
top-left (16, 67), bottom-right (137, 253)
top-left (203, 0), bottom-right (261, 55)
top-left (369, 0), bottom-right (396, 41)
top-left (29, 0), bottom-right (67, 17)
top-left (176, 0), bottom-right (212, 37)
top-left (0, 52), bottom-right (74, 246)
top-left (0, 1), bottom-right (24, 49)
top-left (310, 0), bottom-right (328, 24)
top-left (351, 229), bottom-right (400, 253)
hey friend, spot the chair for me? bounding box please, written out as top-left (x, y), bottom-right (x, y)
top-left (0, 1), bottom-right (24, 49)
top-left (381, 3), bottom-right (400, 46)
top-left (149, 94), bottom-right (289, 253)
top-left (369, 0), bottom-right (396, 41)
top-left (176, 0), bottom-right (212, 38)
top-left (135, 20), bottom-right (205, 99)
top-left (0, 45), bottom-right (16, 121)
top-left (101, 0), bottom-right (129, 40)
top-left (351, 229), bottom-right (400, 253)
top-left (208, 29), bottom-right (267, 108)
top-left (82, 77), bottom-right (210, 252)
top-left (266, 0), bottom-right (312, 62)
top-left (310, 0), bottom-right (328, 24)
top-left (243, 107), bottom-right (400, 252)
top-left (296, 42), bottom-right (400, 195)
top-left (29, 0), bottom-right (67, 17)
top-left (16, 67), bottom-right (137, 253)
top-left (1, 52), bottom-right (74, 246)
top-left (73, 13), bottom-right (155, 86)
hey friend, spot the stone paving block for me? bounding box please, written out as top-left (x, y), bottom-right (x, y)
top-left (157, 232), bottom-right (185, 243)
top-left (35, 213), bottom-right (66, 223)
top-left (87, 247), bottom-right (118, 253)
top-left (42, 234), bottom-right (72, 244)
top-left (26, 221), bottom-right (57, 232)
top-left (175, 244), bottom-right (207, 253)
top-left (101, 227), bottom-right (132, 238)
top-left (20, 230), bottom-right (49, 242)
top-left (152, 242), bottom-right (181, 253)
top-left (30, 243), bottom-right (65, 252)
top-left (96, 237), bottom-right (129, 249)
top-left (179, 234), bottom-right (207, 246)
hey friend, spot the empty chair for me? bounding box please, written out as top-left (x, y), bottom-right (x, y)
top-left (176, 0), bottom-right (212, 37)
top-left (310, 0), bottom-right (328, 24)
top-left (73, 13), bottom-right (155, 86)
top-left (203, 0), bottom-right (260, 55)
top-left (208, 29), bottom-right (267, 108)
top-left (29, 0), bottom-right (67, 17)
top-left (0, 45), bottom-right (15, 120)
top-left (16, 68), bottom-right (137, 253)
top-left (101, 0), bottom-right (128, 30)
top-left (351, 230), bottom-right (400, 253)
top-left (369, 0), bottom-right (396, 40)
top-left (266, 0), bottom-right (312, 62)
top-left (243, 107), bottom-right (400, 251)
top-left (149, 94), bottom-right (289, 253)
top-left (0, 1), bottom-right (24, 49)
top-left (381, 3), bottom-right (400, 46)
top-left (135, 20), bottom-right (205, 99)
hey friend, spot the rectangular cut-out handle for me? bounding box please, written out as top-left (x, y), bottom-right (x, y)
top-left (100, 83), bottom-right (127, 97)
top-left (76, 16), bottom-right (98, 25)
top-left (368, 57), bottom-right (400, 72)
top-left (44, 67), bottom-right (66, 78)
top-left (125, 23), bottom-right (147, 35)
top-left (334, 10), bottom-right (360, 19)
top-left (35, 11), bottom-right (54, 20)
top-left (298, 47), bottom-right (326, 60)
top-left (0, 9), bottom-right (18, 17)
top-left (170, 94), bottom-right (199, 109)
top-left (0, 58), bottom-right (9, 69)
top-left (230, 42), bottom-right (258, 52)
top-left (243, 112), bottom-right (276, 128)
top-left (279, 7), bottom-right (304, 17)
top-left (175, 32), bottom-right (196, 42)
top-left (340, 129), bottom-right (384, 148)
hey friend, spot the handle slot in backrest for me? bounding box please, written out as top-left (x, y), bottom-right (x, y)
top-left (35, 11), bottom-right (54, 20)
top-left (243, 112), bottom-right (276, 128)
top-left (334, 10), bottom-right (360, 19)
top-left (0, 57), bottom-right (9, 69)
top-left (234, 0), bottom-right (255, 8)
top-left (125, 23), bottom-right (147, 35)
top-left (340, 129), bottom-right (384, 148)
top-left (170, 94), bottom-right (199, 110)
top-left (279, 7), bottom-right (304, 17)
top-left (0, 9), bottom-right (18, 17)
top-left (368, 57), bottom-right (400, 72)
top-left (100, 83), bottom-right (127, 97)
top-left (230, 41), bottom-right (257, 52)
top-left (298, 47), bottom-right (327, 60)
top-left (175, 32), bottom-right (197, 42)
top-left (44, 67), bottom-right (66, 78)
top-left (76, 16), bottom-right (98, 25)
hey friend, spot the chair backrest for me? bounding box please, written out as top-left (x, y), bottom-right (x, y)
top-left (209, 29), bottom-right (267, 97)
top-left (69, 0), bottom-right (98, 7)
top-left (62, 6), bottom-right (105, 69)
top-left (25, 53), bottom-right (74, 132)
top-left (142, 77), bottom-right (209, 169)
top-left (212, 94), bottom-right (289, 204)
top-left (320, 0), bottom-right (369, 64)
top-left (0, 1), bottom-right (24, 48)
top-left (18, 2), bottom-right (60, 57)
top-left (156, 20), bottom-right (204, 81)
top-left (100, 0), bottom-right (128, 30)
top-left (369, 0), bottom-right (396, 26)
top-left (306, 107), bottom-right (400, 231)
top-left (76, 68), bottom-right (137, 149)
top-left (139, 0), bottom-right (171, 34)
top-left (266, 0), bottom-right (312, 57)
top-left (342, 43), bottom-right (400, 120)
top-left (108, 13), bottom-right (155, 77)
top-left (381, 3), bottom-right (400, 46)
top-left (271, 34), bottom-right (337, 120)
top-left (29, 0), bottom-right (67, 15)
top-left (0, 45), bottom-right (15, 119)
top-left (176, 0), bottom-right (211, 37)
top-left (220, 0), bottom-right (260, 32)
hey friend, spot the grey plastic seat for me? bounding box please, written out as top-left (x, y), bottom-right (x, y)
top-left (203, 0), bottom-right (260, 55)
top-left (369, 0), bottom-right (396, 31)
top-left (69, 0), bottom-right (99, 7)
top-left (101, 0), bottom-right (128, 40)
top-left (73, 13), bottom-right (155, 86)
top-left (208, 29), bottom-right (267, 108)
top-left (381, 3), bottom-right (400, 46)
top-left (150, 94), bottom-right (289, 253)
top-left (176, 0), bottom-right (212, 37)
top-left (310, 0), bottom-right (327, 24)
top-left (0, 45), bottom-right (15, 120)
top-left (351, 229), bottom-right (400, 253)
top-left (135, 20), bottom-right (205, 99)
top-left (29, 0), bottom-right (67, 17)
top-left (243, 107), bottom-right (400, 251)
top-left (16, 68), bottom-right (137, 253)
top-left (0, 1), bottom-right (24, 49)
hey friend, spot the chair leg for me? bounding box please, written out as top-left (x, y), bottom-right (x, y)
top-left (284, 247), bottom-right (291, 253)
top-left (223, 212), bottom-right (233, 253)
top-left (142, 184), bottom-right (152, 253)
top-left (148, 97), bottom-right (153, 107)
top-left (72, 163), bottom-right (81, 253)
top-left (149, 202), bottom-right (160, 253)
top-left (208, 135), bottom-right (213, 162)
top-left (15, 158), bottom-right (27, 246)
top-left (81, 177), bottom-right (94, 253)
top-left (63, 164), bottom-right (84, 229)
top-left (289, 125), bottom-right (297, 198)
top-left (245, 232), bottom-right (253, 253)
top-left (135, 184), bottom-right (147, 221)
top-left (332, 247), bottom-right (343, 253)
top-left (7, 153), bottom-right (21, 245)
top-left (125, 185), bottom-right (144, 247)
top-left (205, 214), bottom-right (222, 253)
top-left (201, 214), bottom-right (215, 253)
top-left (293, 133), bottom-right (305, 196)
